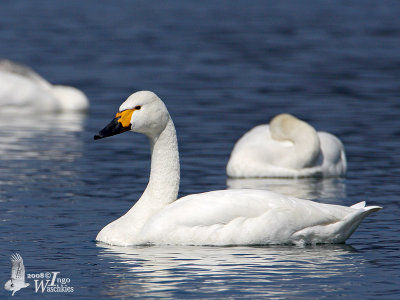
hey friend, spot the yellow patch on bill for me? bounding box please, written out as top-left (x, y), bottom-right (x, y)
top-left (116, 109), bottom-right (134, 127)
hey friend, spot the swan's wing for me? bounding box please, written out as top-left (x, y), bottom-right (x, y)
top-left (141, 189), bottom-right (357, 245)
top-left (168, 189), bottom-right (349, 226)
top-left (229, 125), bottom-right (286, 164)
top-left (0, 59), bottom-right (50, 89)
top-left (227, 125), bottom-right (301, 177)
top-left (173, 190), bottom-right (270, 225)
top-left (10, 253), bottom-right (26, 282)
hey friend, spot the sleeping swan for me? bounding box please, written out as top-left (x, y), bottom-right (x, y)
top-left (94, 91), bottom-right (380, 246)
top-left (0, 59), bottom-right (89, 113)
top-left (227, 114), bottom-right (346, 178)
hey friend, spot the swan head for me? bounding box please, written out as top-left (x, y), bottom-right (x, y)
top-left (52, 85), bottom-right (89, 112)
top-left (94, 91), bottom-right (170, 140)
top-left (270, 114), bottom-right (300, 141)
top-left (269, 113), bottom-right (318, 142)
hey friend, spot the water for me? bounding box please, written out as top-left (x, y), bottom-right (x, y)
top-left (1, 0), bottom-right (399, 298)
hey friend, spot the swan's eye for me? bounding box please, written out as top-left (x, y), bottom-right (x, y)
top-left (135, 105), bottom-right (142, 110)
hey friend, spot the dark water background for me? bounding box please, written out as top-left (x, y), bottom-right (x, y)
top-left (0, 0), bottom-right (399, 298)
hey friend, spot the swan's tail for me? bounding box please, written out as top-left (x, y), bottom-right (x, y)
top-left (333, 201), bottom-right (382, 243)
top-left (350, 201), bottom-right (381, 211)
top-left (291, 201), bottom-right (382, 245)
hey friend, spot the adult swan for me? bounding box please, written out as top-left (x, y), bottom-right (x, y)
top-left (227, 114), bottom-right (346, 178)
top-left (0, 59), bottom-right (89, 113)
top-left (94, 91), bottom-right (380, 246)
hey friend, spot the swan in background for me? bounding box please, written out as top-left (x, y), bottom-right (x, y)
top-left (94, 91), bottom-right (380, 246)
top-left (0, 59), bottom-right (89, 113)
top-left (227, 114), bottom-right (346, 178)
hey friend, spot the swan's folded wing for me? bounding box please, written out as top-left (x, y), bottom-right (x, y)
top-left (167, 190), bottom-right (276, 226)
top-left (140, 189), bottom-right (355, 245)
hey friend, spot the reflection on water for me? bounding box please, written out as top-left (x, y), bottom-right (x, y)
top-left (0, 113), bottom-right (86, 203)
top-left (0, 113), bottom-right (85, 161)
top-left (227, 177), bottom-right (346, 203)
top-left (97, 243), bottom-right (360, 298)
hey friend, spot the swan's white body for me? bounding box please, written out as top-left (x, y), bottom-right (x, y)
top-left (227, 114), bottom-right (346, 178)
top-left (0, 60), bottom-right (89, 113)
top-left (95, 91), bottom-right (380, 246)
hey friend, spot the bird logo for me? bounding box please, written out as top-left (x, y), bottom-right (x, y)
top-left (4, 253), bottom-right (30, 296)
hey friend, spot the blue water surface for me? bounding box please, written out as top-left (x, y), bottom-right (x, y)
top-left (0, 0), bottom-right (399, 299)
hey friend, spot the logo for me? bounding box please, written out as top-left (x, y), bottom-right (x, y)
top-left (29, 271), bottom-right (74, 294)
top-left (4, 253), bottom-right (74, 296)
top-left (4, 253), bottom-right (30, 296)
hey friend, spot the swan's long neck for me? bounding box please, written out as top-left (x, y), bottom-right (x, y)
top-left (144, 118), bottom-right (180, 205)
top-left (126, 118), bottom-right (180, 219)
top-left (270, 114), bottom-right (320, 169)
top-left (96, 117), bottom-right (180, 245)
top-left (291, 127), bottom-right (320, 168)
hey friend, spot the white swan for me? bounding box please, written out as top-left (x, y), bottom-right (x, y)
top-left (227, 114), bottom-right (347, 178)
top-left (0, 59), bottom-right (89, 113)
top-left (94, 91), bottom-right (380, 246)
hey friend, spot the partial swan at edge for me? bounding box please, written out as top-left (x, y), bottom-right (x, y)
top-left (226, 114), bottom-right (346, 178)
top-left (0, 59), bottom-right (89, 113)
top-left (94, 91), bottom-right (380, 246)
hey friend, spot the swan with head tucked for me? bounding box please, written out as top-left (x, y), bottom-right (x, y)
top-left (227, 114), bottom-right (347, 178)
top-left (94, 91), bottom-right (380, 246)
top-left (0, 59), bottom-right (89, 113)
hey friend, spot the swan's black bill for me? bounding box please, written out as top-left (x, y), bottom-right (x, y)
top-left (94, 117), bottom-right (131, 140)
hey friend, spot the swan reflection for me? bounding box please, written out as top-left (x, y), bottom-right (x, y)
top-left (227, 177), bottom-right (346, 203)
top-left (0, 113), bottom-right (86, 161)
top-left (0, 113), bottom-right (86, 192)
top-left (97, 243), bottom-right (359, 298)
